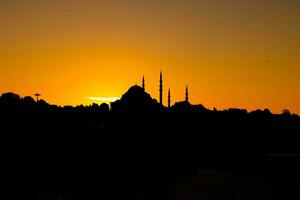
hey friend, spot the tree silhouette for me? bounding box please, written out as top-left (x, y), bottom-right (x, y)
top-left (282, 109), bottom-right (291, 116)
top-left (34, 93), bottom-right (41, 102)
top-left (100, 103), bottom-right (109, 112)
top-left (0, 92), bottom-right (20, 104)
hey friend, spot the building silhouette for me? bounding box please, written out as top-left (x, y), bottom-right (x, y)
top-left (141, 72), bottom-right (189, 107)
top-left (159, 71), bottom-right (163, 105)
top-left (185, 85), bottom-right (189, 102)
top-left (142, 76), bottom-right (145, 91)
top-left (168, 89), bottom-right (171, 108)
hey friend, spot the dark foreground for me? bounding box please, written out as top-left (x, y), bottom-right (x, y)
top-left (1, 111), bottom-right (300, 200)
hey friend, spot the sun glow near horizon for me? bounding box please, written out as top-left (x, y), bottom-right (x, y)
top-left (0, 0), bottom-right (299, 114)
top-left (86, 96), bottom-right (120, 103)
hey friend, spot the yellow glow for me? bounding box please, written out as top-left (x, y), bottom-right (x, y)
top-left (86, 97), bottom-right (120, 103)
top-left (0, 1), bottom-right (299, 113)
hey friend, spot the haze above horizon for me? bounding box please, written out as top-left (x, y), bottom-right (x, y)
top-left (0, 0), bottom-right (299, 114)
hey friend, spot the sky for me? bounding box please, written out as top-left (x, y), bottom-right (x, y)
top-left (0, 0), bottom-right (299, 114)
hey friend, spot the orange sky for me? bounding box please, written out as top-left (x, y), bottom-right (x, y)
top-left (0, 0), bottom-right (299, 114)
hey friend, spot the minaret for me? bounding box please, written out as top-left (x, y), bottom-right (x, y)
top-left (185, 85), bottom-right (189, 102)
top-left (168, 89), bottom-right (171, 108)
top-left (159, 71), bottom-right (163, 105)
top-left (142, 75), bottom-right (145, 91)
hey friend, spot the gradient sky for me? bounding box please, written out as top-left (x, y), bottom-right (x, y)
top-left (0, 0), bottom-right (299, 113)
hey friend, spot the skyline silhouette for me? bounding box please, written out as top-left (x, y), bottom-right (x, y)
top-left (1, 1), bottom-right (300, 200)
top-left (1, 1), bottom-right (300, 113)
top-left (1, 71), bottom-right (298, 115)
top-left (0, 84), bottom-right (299, 117)
top-left (1, 73), bottom-right (300, 200)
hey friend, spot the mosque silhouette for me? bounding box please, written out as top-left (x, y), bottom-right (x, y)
top-left (144, 71), bottom-right (189, 107)
top-left (111, 71), bottom-right (190, 112)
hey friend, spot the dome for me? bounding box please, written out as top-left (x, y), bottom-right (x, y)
top-left (111, 85), bottom-right (163, 112)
